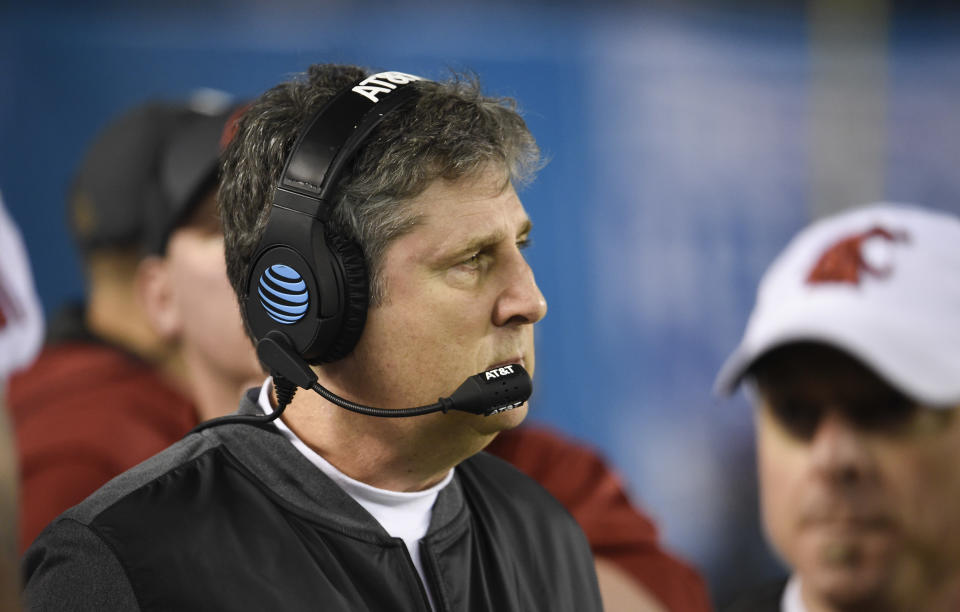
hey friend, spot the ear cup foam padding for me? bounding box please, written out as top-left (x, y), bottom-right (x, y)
top-left (321, 231), bottom-right (369, 362)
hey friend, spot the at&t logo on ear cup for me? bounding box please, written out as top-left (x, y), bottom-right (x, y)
top-left (258, 264), bottom-right (309, 324)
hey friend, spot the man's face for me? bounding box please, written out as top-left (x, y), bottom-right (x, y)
top-left (754, 345), bottom-right (960, 609)
top-left (329, 167), bottom-right (547, 437)
top-left (161, 191), bottom-right (263, 392)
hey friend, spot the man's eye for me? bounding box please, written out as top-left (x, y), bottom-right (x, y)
top-left (848, 395), bottom-right (918, 432)
top-left (458, 252), bottom-right (484, 270)
top-left (769, 399), bottom-right (822, 440)
top-left (767, 394), bottom-right (920, 439)
top-left (517, 238), bottom-right (532, 251)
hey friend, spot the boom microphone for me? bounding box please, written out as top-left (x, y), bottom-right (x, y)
top-left (189, 331), bottom-right (532, 434)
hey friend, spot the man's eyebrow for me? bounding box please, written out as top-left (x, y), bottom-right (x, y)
top-left (442, 219), bottom-right (533, 261)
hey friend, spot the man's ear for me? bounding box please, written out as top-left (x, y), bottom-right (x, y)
top-left (136, 256), bottom-right (181, 340)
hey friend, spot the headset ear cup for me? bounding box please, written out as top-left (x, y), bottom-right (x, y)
top-left (322, 231), bottom-right (369, 362)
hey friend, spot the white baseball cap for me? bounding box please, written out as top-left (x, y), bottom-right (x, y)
top-left (0, 192), bottom-right (44, 381)
top-left (715, 203), bottom-right (960, 407)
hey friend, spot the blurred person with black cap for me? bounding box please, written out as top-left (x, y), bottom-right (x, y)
top-left (5, 99), bottom-right (262, 554)
top-left (0, 191), bottom-right (44, 612)
top-left (717, 204), bottom-right (960, 612)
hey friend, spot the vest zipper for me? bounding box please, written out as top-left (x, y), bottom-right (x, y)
top-left (397, 540), bottom-right (436, 611)
top-left (419, 541), bottom-right (446, 612)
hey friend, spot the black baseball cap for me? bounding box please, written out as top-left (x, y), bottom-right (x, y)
top-left (69, 99), bottom-right (236, 257)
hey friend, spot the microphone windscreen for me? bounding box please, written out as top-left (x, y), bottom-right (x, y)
top-left (447, 364), bottom-right (532, 416)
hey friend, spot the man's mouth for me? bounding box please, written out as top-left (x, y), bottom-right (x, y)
top-left (487, 356), bottom-right (524, 371)
top-left (800, 510), bottom-right (895, 532)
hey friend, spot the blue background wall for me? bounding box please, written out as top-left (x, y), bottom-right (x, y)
top-left (4, 1), bottom-right (960, 605)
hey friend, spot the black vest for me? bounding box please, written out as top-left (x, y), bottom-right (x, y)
top-left (24, 392), bottom-right (602, 612)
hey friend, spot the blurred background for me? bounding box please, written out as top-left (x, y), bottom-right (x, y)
top-left (3, 0), bottom-right (960, 606)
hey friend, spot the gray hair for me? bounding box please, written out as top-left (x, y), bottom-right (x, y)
top-left (219, 63), bottom-right (541, 338)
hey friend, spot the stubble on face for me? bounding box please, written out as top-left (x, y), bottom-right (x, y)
top-left (314, 168), bottom-right (545, 467)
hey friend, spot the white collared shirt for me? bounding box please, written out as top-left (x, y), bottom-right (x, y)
top-left (782, 574), bottom-right (806, 612)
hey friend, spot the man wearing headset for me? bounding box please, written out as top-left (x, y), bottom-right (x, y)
top-left (22, 65), bottom-right (603, 611)
top-left (14, 90), bottom-right (704, 612)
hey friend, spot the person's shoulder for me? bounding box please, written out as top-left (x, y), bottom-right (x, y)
top-left (722, 576), bottom-right (789, 612)
top-left (23, 421), bottom-right (286, 608)
top-left (7, 340), bottom-right (117, 399)
top-left (47, 430), bottom-right (220, 531)
top-left (22, 512), bottom-right (141, 610)
top-left (22, 430), bottom-right (227, 604)
top-left (461, 447), bottom-right (576, 524)
top-left (8, 340), bottom-right (196, 442)
top-left (9, 339), bottom-right (168, 407)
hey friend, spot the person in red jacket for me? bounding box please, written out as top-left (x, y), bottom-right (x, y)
top-left (6, 99), bottom-right (263, 554)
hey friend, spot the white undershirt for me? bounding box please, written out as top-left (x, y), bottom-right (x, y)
top-left (256, 380), bottom-right (451, 609)
top-left (782, 574), bottom-right (806, 612)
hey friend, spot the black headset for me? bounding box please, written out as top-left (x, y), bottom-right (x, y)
top-left (242, 71), bottom-right (424, 365)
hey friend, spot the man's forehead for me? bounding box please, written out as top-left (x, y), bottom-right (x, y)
top-left (414, 169), bottom-right (514, 206)
top-left (413, 175), bottom-right (528, 229)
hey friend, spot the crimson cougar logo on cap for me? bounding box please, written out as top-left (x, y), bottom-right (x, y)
top-left (806, 226), bottom-right (909, 285)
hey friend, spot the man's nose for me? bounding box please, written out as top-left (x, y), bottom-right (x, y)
top-left (809, 411), bottom-right (876, 486)
top-left (492, 252), bottom-right (547, 327)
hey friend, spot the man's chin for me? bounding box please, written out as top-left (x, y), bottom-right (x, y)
top-left (798, 541), bottom-right (895, 609)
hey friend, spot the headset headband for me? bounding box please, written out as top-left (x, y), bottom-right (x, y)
top-left (273, 71), bottom-right (424, 223)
